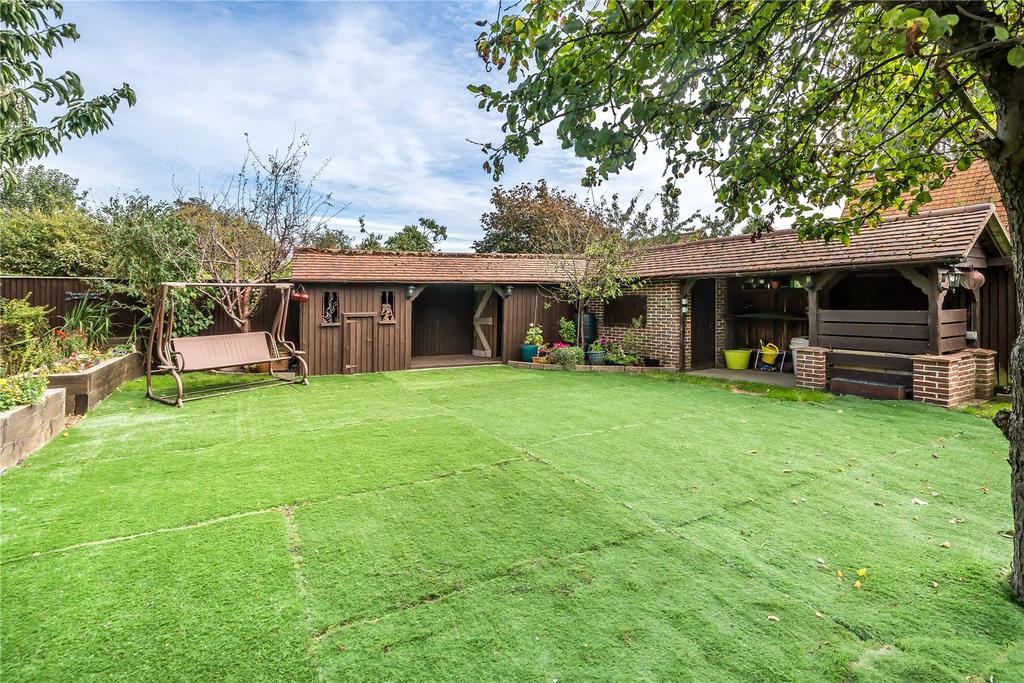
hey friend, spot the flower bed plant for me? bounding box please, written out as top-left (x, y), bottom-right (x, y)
top-left (0, 373), bottom-right (48, 412)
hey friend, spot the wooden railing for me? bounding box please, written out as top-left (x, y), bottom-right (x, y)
top-left (817, 309), bottom-right (930, 354)
top-left (816, 308), bottom-right (967, 355)
top-left (939, 308), bottom-right (968, 353)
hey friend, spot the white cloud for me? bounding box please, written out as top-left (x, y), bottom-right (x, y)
top-left (40, 1), bottom-right (718, 250)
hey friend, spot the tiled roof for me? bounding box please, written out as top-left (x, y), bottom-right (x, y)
top-left (638, 204), bottom-right (1004, 278)
top-left (291, 249), bottom-right (576, 283)
top-left (842, 162), bottom-right (1008, 227)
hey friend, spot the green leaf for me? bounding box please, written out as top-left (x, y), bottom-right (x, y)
top-left (1008, 46), bottom-right (1024, 68)
top-left (994, 26), bottom-right (1009, 41)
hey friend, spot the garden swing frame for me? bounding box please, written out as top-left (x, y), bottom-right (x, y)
top-left (145, 282), bottom-right (308, 407)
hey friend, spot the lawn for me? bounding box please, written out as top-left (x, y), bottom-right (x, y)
top-left (1, 366), bottom-right (1021, 681)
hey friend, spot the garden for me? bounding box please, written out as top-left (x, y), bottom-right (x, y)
top-left (1, 366), bottom-right (1021, 681)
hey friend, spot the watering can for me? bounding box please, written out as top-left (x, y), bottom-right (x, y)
top-left (759, 341), bottom-right (779, 365)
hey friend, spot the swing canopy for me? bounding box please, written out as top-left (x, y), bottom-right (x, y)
top-left (145, 282), bottom-right (308, 407)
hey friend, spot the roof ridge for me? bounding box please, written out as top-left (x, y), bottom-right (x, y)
top-left (295, 247), bottom-right (564, 260)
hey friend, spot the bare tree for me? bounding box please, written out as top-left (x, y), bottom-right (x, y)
top-left (177, 134), bottom-right (346, 331)
top-left (540, 199), bottom-right (642, 345)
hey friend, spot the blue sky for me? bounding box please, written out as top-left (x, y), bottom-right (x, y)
top-left (48, 1), bottom-right (717, 250)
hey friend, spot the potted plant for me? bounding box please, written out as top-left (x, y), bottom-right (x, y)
top-left (521, 324), bottom-right (544, 361)
top-left (586, 336), bottom-right (608, 365)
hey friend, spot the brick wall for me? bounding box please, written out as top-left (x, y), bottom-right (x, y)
top-left (681, 294), bottom-right (693, 371)
top-left (714, 278), bottom-right (728, 367)
top-left (588, 280), bottom-right (680, 369)
top-left (794, 346), bottom-right (828, 390)
top-left (912, 352), bottom-right (977, 408)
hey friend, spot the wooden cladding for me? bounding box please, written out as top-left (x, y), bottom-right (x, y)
top-left (979, 267), bottom-right (1016, 385)
top-left (826, 350), bottom-right (914, 389)
top-left (411, 285), bottom-right (474, 357)
top-left (298, 284), bottom-right (411, 375)
top-left (815, 308), bottom-right (967, 355)
top-left (604, 295), bottom-right (647, 326)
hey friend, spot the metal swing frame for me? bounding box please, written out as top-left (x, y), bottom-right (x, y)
top-left (145, 282), bottom-right (308, 407)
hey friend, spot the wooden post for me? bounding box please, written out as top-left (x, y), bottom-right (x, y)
top-left (807, 287), bottom-right (819, 346)
top-left (925, 266), bottom-right (948, 355)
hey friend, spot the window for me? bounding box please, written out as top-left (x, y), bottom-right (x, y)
top-left (604, 295), bottom-right (647, 326)
top-left (321, 291), bottom-right (339, 325)
top-left (379, 290), bottom-right (396, 323)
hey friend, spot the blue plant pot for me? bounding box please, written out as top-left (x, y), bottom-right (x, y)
top-left (520, 344), bottom-right (539, 362)
top-left (585, 350), bottom-right (606, 366)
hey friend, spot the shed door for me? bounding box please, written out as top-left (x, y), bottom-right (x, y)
top-left (344, 315), bottom-right (374, 374)
top-left (690, 279), bottom-right (716, 370)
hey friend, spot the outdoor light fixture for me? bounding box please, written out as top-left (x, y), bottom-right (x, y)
top-left (406, 284), bottom-right (417, 298)
top-left (941, 267), bottom-right (963, 292)
top-left (680, 297), bottom-right (689, 316)
top-left (504, 285), bottom-right (514, 297)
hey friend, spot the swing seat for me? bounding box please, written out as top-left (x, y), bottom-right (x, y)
top-left (145, 282), bottom-right (308, 407)
top-left (169, 332), bottom-right (290, 372)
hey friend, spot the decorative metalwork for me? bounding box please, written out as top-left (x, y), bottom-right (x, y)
top-left (322, 291), bottom-right (339, 324)
top-left (380, 290), bottom-right (396, 322)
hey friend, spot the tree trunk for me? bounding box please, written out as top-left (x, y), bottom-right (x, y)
top-left (990, 156), bottom-right (1024, 600)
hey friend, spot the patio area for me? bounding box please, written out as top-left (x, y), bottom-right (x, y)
top-left (1, 367), bottom-right (1020, 681)
top-left (689, 367), bottom-right (797, 388)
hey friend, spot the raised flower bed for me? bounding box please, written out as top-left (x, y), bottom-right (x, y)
top-left (48, 351), bottom-right (143, 416)
top-left (0, 388), bottom-right (65, 470)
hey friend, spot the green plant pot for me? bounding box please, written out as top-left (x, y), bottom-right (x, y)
top-left (520, 344), bottom-right (539, 362)
top-left (585, 350), bottom-right (606, 365)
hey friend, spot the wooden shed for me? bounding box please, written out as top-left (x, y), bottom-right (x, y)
top-left (290, 250), bottom-right (574, 374)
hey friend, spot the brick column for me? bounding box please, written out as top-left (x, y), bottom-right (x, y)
top-left (795, 346), bottom-right (828, 390)
top-left (972, 348), bottom-right (997, 400)
top-left (912, 351), bottom-right (976, 408)
top-left (713, 278), bottom-right (728, 367)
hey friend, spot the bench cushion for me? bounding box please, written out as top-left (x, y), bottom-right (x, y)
top-left (171, 332), bottom-right (280, 372)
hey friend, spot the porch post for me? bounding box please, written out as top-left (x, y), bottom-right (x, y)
top-left (926, 266), bottom-right (948, 356)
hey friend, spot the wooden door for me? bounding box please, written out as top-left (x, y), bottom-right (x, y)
top-left (344, 315), bottom-right (374, 374)
top-left (690, 279), bottom-right (716, 370)
top-left (472, 286), bottom-right (497, 357)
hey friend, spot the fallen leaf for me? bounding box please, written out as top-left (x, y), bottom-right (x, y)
top-left (767, 615), bottom-right (780, 622)
top-left (939, 541), bottom-right (951, 548)
top-left (782, 469), bottom-right (792, 474)
top-left (836, 570), bottom-right (843, 577)
top-left (931, 581), bottom-right (939, 589)
top-left (853, 580), bottom-right (862, 589)
top-left (911, 498), bottom-right (928, 506)
top-left (979, 486), bottom-right (989, 494)
top-left (814, 610), bottom-right (825, 619)
top-left (816, 557), bottom-right (826, 565)
top-left (873, 501), bottom-right (885, 507)
top-left (948, 518), bottom-right (964, 525)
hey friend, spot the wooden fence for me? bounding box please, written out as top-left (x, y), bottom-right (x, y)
top-left (1, 276), bottom-right (298, 342)
top-left (816, 308), bottom-right (967, 356)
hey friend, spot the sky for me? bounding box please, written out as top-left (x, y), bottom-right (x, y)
top-left (45, 0), bottom-right (719, 250)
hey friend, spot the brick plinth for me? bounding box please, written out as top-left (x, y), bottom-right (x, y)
top-left (794, 346), bottom-right (828, 390)
top-left (588, 280), bottom-right (680, 369)
top-left (912, 352), bottom-right (976, 408)
top-left (972, 348), bottom-right (997, 400)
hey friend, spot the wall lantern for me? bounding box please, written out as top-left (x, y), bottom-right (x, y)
top-left (504, 285), bottom-right (514, 297)
top-left (943, 266), bottom-right (963, 292)
top-left (680, 297), bottom-right (689, 316)
top-left (406, 284), bottom-right (418, 299)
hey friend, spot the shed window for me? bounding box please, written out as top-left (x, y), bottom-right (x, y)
top-left (379, 290), bottom-right (396, 323)
top-left (604, 295), bottom-right (647, 326)
top-left (322, 291), bottom-right (340, 325)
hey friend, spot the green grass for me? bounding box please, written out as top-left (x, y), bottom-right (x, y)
top-left (2, 366), bottom-right (1021, 681)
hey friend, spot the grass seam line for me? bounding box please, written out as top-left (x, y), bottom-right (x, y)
top-left (1, 457), bottom-right (529, 565)
top-left (311, 527), bottom-right (662, 643)
top-left (281, 506), bottom-right (323, 680)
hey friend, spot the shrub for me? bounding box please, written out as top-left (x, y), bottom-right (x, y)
top-left (559, 316), bottom-right (577, 345)
top-left (0, 372), bottom-right (48, 412)
top-left (0, 208), bottom-right (107, 277)
top-left (0, 297), bottom-right (60, 376)
top-left (552, 345), bottom-right (585, 369)
top-left (621, 317), bottom-right (645, 357)
top-left (524, 323), bottom-right (544, 346)
top-left (61, 299), bottom-right (117, 348)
